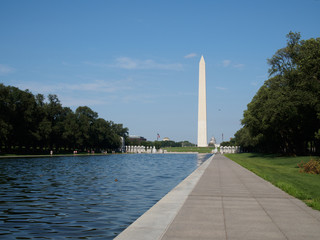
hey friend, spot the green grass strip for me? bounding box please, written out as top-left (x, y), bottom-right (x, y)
top-left (225, 153), bottom-right (320, 211)
top-left (163, 147), bottom-right (214, 153)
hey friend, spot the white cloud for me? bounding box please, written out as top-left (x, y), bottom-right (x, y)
top-left (0, 64), bottom-right (15, 75)
top-left (59, 96), bottom-right (107, 107)
top-left (216, 86), bottom-right (227, 90)
top-left (15, 79), bottom-right (133, 95)
top-left (122, 94), bottom-right (155, 104)
top-left (233, 63), bottom-right (245, 69)
top-left (108, 57), bottom-right (183, 71)
top-left (14, 79), bottom-right (135, 108)
top-left (67, 79), bottom-right (133, 93)
top-left (15, 82), bottom-right (54, 93)
top-left (112, 57), bottom-right (139, 69)
top-left (221, 60), bottom-right (244, 69)
top-left (184, 53), bottom-right (197, 59)
top-left (222, 60), bottom-right (231, 67)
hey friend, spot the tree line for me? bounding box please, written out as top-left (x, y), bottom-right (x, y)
top-left (0, 84), bottom-right (128, 154)
top-left (234, 32), bottom-right (320, 155)
top-left (127, 138), bottom-right (195, 149)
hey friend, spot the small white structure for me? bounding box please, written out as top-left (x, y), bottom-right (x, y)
top-left (152, 146), bottom-right (157, 153)
top-left (120, 137), bottom-right (125, 152)
top-left (220, 146), bottom-right (240, 154)
top-left (125, 145), bottom-right (164, 154)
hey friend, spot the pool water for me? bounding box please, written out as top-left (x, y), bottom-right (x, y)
top-left (0, 153), bottom-right (211, 239)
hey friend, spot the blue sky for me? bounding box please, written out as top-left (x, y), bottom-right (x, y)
top-left (1, 0), bottom-right (320, 143)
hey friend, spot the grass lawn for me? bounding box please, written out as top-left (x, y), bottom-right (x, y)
top-left (225, 153), bottom-right (320, 211)
top-left (163, 146), bottom-right (214, 153)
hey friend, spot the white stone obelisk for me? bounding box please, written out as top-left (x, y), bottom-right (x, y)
top-left (197, 55), bottom-right (208, 147)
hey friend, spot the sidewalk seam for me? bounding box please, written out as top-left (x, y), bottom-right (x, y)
top-left (219, 157), bottom-right (229, 240)
top-left (288, 198), bottom-right (320, 223)
top-left (227, 158), bottom-right (290, 240)
top-left (159, 155), bottom-right (215, 240)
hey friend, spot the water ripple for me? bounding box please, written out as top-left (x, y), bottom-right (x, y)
top-left (0, 153), bottom-right (211, 239)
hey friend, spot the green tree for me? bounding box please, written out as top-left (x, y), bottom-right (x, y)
top-left (62, 109), bottom-right (80, 150)
top-left (75, 106), bottom-right (98, 151)
top-left (13, 88), bottom-right (38, 151)
top-left (236, 32), bottom-right (320, 155)
top-left (220, 138), bottom-right (236, 147)
top-left (0, 83), bottom-right (129, 154)
top-left (0, 84), bottom-right (12, 151)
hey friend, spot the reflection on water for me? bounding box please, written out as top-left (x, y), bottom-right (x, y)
top-left (0, 153), bottom-right (211, 239)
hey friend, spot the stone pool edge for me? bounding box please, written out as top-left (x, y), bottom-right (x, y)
top-left (114, 154), bottom-right (214, 240)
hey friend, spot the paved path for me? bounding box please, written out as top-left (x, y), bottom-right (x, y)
top-left (162, 154), bottom-right (320, 240)
top-left (116, 154), bottom-right (320, 240)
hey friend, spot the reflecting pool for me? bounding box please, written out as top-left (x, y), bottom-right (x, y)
top-left (0, 153), bottom-right (211, 239)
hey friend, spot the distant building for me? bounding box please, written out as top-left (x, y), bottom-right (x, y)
top-left (128, 135), bottom-right (147, 145)
top-left (162, 137), bottom-right (170, 141)
top-left (209, 136), bottom-right (216, 146)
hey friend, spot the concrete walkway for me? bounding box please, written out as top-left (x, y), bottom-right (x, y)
top-left (116, 154), bottom-right (320, 240)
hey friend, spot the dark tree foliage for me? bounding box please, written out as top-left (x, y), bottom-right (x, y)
top-left (127, 139), bottom-right (195, 149)
top-left (0, 84), bottom-right (128, 154)
top-left (235, 32), bottom-right (320, 155)
top-left (220, 138), bottom-right (236, 147)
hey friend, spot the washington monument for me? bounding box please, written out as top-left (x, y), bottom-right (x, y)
top-left (197, 55), bottom-right (208, 147)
